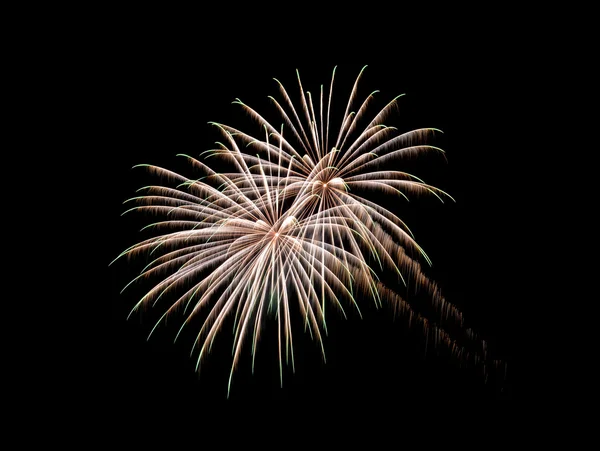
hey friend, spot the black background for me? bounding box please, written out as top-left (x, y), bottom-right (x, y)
top-left (105, 49), bottom-right (519, 408)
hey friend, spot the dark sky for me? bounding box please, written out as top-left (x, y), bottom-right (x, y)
top-left (106, 53), bottom-right (516, 407)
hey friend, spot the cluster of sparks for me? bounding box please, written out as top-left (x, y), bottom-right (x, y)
top-left (113, 66), bottom-right (502, 395)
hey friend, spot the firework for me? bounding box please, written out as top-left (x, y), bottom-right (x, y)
top-left (113, 150), bottom-right (384, 394)
top-left (205, 66), bottom-right (465, 327)
top-left (113, 66), bottom-right (497, 395)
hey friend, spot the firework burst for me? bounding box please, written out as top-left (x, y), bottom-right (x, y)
top-left (113, 65), bottom-right (499, 395)
top-left (205, 66), bottom-right (467, 328)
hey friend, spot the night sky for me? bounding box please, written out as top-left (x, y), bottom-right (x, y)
top-left (106, 53), bottom-right (515, 407)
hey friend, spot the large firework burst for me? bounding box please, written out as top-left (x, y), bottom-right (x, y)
top-left (113, 65), bottom-right (496, 395)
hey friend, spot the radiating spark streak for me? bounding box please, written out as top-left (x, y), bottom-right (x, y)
top-left (335, 65), bottom-right (368, 150)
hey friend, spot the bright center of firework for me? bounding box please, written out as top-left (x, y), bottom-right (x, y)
top-left (275, 232), bottom-right (280, 237)
top-left (323, 183), bottom-right (328, 187)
